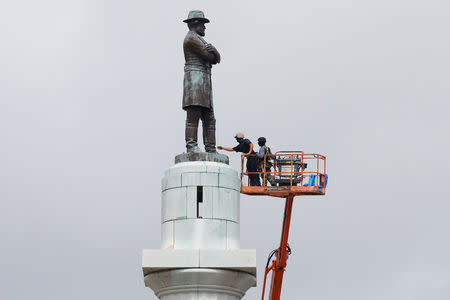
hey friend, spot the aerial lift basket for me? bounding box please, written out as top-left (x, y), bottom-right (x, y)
top-left (240, 151), bottom-right (327, 300)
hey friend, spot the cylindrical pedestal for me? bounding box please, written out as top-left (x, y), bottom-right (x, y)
top-left (161, 161), bottom-right (241, 250)
top-left (143, 160), bottom-right (257, 299)
top-left (145, 269), bottom-right (255, 300)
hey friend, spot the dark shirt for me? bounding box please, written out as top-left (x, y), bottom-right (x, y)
top-left (233, 139), bottom-right (255, 154)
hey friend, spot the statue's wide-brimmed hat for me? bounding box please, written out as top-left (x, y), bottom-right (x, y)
top-left (183, 10), bottom-right (210, 23)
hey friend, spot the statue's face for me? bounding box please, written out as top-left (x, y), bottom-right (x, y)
top-left (192, 22), bottom-right (206, 36)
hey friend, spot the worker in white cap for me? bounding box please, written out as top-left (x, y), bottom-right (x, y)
top-left (218, 133), bottom-right (261, 186)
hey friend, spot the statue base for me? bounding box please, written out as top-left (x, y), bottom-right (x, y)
top-left (175, 152), bottom-right (229, 165)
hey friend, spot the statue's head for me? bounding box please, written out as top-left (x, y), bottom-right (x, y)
top-left (187, 21), bottom-right (206, 36)
top-left (183, 10), bottom-right (209, 36)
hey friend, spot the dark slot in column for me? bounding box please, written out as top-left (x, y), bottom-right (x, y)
top-left (197, 186), bottom-right (203, 218)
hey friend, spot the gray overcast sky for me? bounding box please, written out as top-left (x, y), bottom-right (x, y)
top-left (1, 0), bottom-right (450, 299)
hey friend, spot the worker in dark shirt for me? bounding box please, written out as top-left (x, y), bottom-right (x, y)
top-left (217, 133), bottom-right (261, 186)
top-left (256, 137), bottom-right (276, 186)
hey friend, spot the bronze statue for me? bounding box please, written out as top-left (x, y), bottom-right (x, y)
top-left (182, 10), bottom-right (221, 153)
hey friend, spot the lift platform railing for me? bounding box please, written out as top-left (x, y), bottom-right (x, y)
top-left (240, 151), bottom-right (327, 197)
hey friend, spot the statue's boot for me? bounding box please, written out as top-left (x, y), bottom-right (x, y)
top-left (186, 125), bottom-right (201, 153)
top-left (204, 124), bottom-right (216, 153)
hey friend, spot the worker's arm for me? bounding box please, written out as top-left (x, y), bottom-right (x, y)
top-left (256, 147), bottom-right (266, 159)
top-left (217, 146), bottom-right (234, 152)
top-left (244, 143), bottom-right (254, 156)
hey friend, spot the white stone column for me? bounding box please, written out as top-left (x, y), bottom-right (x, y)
top-left (142, 161), bottom-right (257, 300)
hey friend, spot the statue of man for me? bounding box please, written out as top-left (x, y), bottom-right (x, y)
top-left (182, 10), bottom-right (221, 153)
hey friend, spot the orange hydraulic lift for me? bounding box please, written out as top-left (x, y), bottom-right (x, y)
top-left (240, 151), bottom-right (327, 300)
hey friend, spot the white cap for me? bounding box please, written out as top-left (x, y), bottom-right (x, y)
top-left (234, 132), bottom-right (244, 138)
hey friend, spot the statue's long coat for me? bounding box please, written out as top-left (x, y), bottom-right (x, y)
top-left (182, 31), bottom-right (217, 110)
